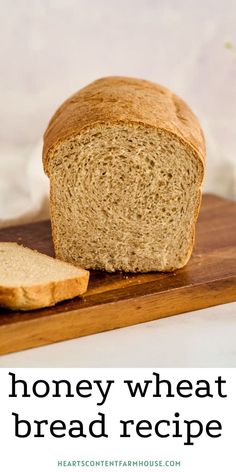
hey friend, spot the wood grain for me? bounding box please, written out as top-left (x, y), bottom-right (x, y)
top-left (0, 194), bottom-right (235, 355)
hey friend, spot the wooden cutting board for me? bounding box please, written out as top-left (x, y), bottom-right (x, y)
top-left (0, 193), bottom-right (236, 355)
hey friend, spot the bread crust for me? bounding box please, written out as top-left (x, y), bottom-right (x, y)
top-left (43, 76), bottom-right (205, 175)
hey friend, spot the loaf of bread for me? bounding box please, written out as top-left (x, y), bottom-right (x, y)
top-left (43, 76), bottom-right (205, 272)
top-left (0, 243), bottom-right (89, 310)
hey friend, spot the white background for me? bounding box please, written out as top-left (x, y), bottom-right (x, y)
top-left (0, 368), bottom-right (235, 472)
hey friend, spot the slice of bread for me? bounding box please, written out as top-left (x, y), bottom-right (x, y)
top-left (0, 243), bottom-right (89, 310)
top-left (43, 76), bottom-right (205, 272)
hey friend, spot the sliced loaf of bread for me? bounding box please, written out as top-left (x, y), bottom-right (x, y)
top-left (43, 76), bottom-right (205, 272)
top-left (0, 243), bottom-right (89, 310)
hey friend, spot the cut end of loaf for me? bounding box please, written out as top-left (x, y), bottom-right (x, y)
top-left (48, 123), bottom-right (204, 272)
top-left (0, 243), bottom-right (89, 310)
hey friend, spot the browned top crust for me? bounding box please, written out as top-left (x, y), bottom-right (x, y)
top-left (43, 76), bottom-right (205, 175)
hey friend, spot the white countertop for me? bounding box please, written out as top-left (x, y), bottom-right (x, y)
top-left (1, 302), bottom-right (236, 367)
